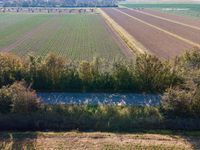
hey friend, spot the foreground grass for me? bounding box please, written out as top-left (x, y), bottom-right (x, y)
top-left (1, 131), bottom-right (200, 150)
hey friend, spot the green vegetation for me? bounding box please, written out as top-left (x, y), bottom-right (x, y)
top-left (0, 49), bottom-right (200, 131)
top-left (0, 13), bottom-right (51, 48)
top-left (122, 4), bottom-right (200, 18)
top-left (0, 13), bottom-right (125, 60)
top-left (0, 82), bottom-right (40, 114)
top-left (162, 50), bottom-right (200, 118)
top-left (0, 82), bottom-right (200, 131)
top-left (0, 52), bottom-right (179, 92)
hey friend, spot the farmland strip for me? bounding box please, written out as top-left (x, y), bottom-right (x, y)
top-left (143, 9), bottom-right (200, 28)
top-left (128, 8), bottom-right (200, 31)
top-left (120, 8), bottom-right (200, 44)
top-left (114, 8), bottom-right (200, 49)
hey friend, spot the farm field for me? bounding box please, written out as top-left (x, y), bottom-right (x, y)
top-left (121, 4), bottom-right (200, 19)
top-left (101, 8), bottom-right (200, 58)
top-left (0, 12), bottom-right (129, 60)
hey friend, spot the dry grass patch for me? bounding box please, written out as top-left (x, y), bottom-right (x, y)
top-left (0, 131), bottom-right (198, 150)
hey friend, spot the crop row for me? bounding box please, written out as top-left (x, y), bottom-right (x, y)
top-left (0, 13), bottom-right (126, 60)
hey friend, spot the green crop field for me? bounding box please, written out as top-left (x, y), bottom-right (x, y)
top-left (0, 13), bottom-right (126, 60)
top-left (122, 4), bottom-right (200, 19)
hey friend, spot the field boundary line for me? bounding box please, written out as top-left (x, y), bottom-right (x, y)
top-left (114, 8), bottom-right (200, 49)
top-left (129, 8), bottom-right (200, 31)
top-left (98, 8), bottom-right (148, 55)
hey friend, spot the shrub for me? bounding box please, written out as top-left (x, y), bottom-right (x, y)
top-left (161, 80), bottom-right (200, 118)
top-left (0, 53), bottom-right (25, 87)
top-left (112, 63), bottom-right (134, 91)
top-left (161, 87), bottom-right (193, 117)
top-left (135, 53), bottom-right (180, 92)
top-left (0, 87), bottom-right (13, 114)
top-left (0, 82), bottom-right (41, 114)
top-left (78, 60), bottom-right (92, 90)
top-left (179, 48), bottom-right (200, 70)
top-left (161, 49), bottom-right (200, 118)
top-left (0, 52), bottom-right (188, 92)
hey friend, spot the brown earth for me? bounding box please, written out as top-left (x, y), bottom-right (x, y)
top-left (120, 8), bottom-right (200, 44)
top-left (102, 8), bottom-right (198, 59)
top-left (143, 9), bottom-right (200, 27)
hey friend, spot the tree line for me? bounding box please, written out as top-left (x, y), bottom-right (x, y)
top-left (2, 0), bottom-right (118, 7)
top-left (0, 52), bottom-right (181, 93)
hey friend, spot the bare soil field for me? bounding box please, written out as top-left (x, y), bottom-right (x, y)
top-left (143, 9), bottom-right (200, 27)
top-left (102, 8), bottom-right (194, 59)
top-left (1, 131), bottom-right (200, 150)
top-left (120, 8), bottom-right (200, 44)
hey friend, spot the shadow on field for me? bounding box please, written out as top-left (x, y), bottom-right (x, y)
top-left (148, 131), bottom-right (200, 150)
top-left (0, 131), bottom-right (200, 149)
top-left (0, 132), bottom-right (38, 149)
top-left (182, 135), bottom-right (200, 150)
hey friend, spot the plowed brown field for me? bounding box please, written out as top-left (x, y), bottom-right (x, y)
top-left (102, 8), bottom-right (200, 59)
top-left (143, 9), bottom-right (200, 27)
